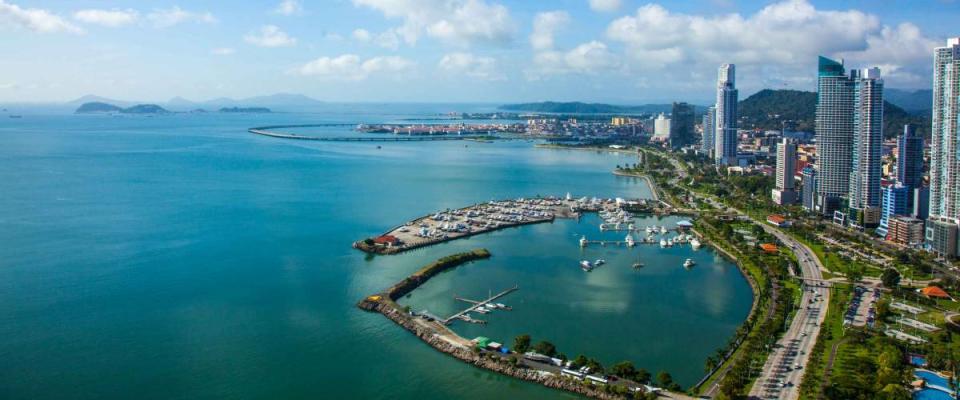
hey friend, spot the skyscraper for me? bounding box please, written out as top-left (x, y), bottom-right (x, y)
top-left (815, 56), bottom-right (854, 216)
top-left (714, 64), bottom-right (738, 166)
top-left (669, 102), bottom-right (696, 149)
top-left (898, 124), bottom-right (924, 190)
top-left (848, 67), bottom-right (884, 228)
top-left (701, 106), bottom-right (716, 156)
top-left (927, 37), bottom-right (960, 257)
top-left (878, 184), bottom-right (910, 238)
top-left (653, 113), bottom-right (671, 141)
top-left (802, 167), bottom-right (817, 211)
top-left (772, 138), bottom-right (798, 205)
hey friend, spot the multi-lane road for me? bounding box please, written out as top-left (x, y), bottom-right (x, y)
top-left (747, 225), bottom-right (830, 400)
top-left (647, 152), bottom-right (830, 399)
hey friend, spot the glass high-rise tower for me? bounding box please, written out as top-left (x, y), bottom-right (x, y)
top-left (815, 56), bottom-right (854, 216)
top-left (848, 67), bottom-right (884, 228)
top-left (927, 38), bottom-right (960, 258)
top-left (701, 106), bottom-right (716, 156)
top-left (714, 64), bottom-right (738, 166)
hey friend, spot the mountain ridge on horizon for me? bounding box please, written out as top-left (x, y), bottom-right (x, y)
top-left (65, 93), bottom-right (325, 111)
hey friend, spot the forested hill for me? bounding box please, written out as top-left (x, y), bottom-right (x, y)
top-left (738, 89), bottom-right (930, 139)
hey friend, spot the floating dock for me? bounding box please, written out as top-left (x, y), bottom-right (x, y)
top-left (443, 285), bottom-right (519, 325)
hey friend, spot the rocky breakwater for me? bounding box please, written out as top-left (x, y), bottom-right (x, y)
top-left (357, 249), bottom-right (646, 400)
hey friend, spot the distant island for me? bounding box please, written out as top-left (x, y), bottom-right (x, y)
top-left (75, 102), bottom-right (271, 115)
top-left (75, 102), bottom-right (169, 114)
top-left (499, 101), bottom-right (683, 114)
top-left (219, 107), bottom-right (271, 113)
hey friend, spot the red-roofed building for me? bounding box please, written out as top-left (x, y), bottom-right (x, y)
top-left (766, 214), bottom-right (790, 227)
top-left (760, 243), bottom-right (779, 253)
top-left (373, 235), bottom-right (401, 247)
top-left (920, 286), bottom-right (951, 299)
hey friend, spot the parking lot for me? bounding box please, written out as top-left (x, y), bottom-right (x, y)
top-left (845, 286), bottom-right (880, 328)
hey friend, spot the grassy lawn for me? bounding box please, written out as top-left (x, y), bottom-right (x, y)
top-left (798, 285), bottom-right (851, 399)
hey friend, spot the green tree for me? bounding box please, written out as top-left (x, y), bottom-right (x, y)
top-left (634, 368), bottom-right (651, 384)
top-left (513, 334), bottom-right (531, 354)
top-left (881, 268), bottom-right (901, 289)
top-left (656, 371), bottom-right (674, 388)
top-left (610, 361), bottom-right (637, 379)
top-left (532, 341), bottom-right (556, 357)
top-left (586, 358), bottom-right (605, 374)
top-left (571, 354), bottom-right (588, 368)
top-left (846, 263), bottom-right (866, 285)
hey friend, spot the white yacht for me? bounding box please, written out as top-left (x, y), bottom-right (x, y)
top-left (659, 239), bottom-right (667, 248)
top-left (690, 238), bottom-right (702, 249)
top-left (580, 260), bottom-right (594, 271)
top-left (579, 236), bottom-right (588, 247)
top-left (683, 258), bottom-right (696, 268)
top-left (660, 226), bottom-right (668, 234)
top-left (625, 234), bottom-right (635, 247)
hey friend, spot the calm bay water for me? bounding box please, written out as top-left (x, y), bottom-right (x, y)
top-left (0, 106), bottom-right (751, 399)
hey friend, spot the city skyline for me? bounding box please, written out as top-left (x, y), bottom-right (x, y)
top-left (0, 0), bottom-right (957, 104)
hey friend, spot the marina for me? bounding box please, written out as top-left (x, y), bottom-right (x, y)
top-left (443, 286), bottom-right (519, 325)
top-left (354, 195), bottom-right (663, 254)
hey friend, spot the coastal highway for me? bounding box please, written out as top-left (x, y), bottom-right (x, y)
top-left (747, 225), bottom-right (829, 400)
top-left (647, 151), bottom-right (829, 399)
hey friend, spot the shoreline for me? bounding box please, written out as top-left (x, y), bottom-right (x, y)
top-left (358, 249), bottom-right (682, 400)
top-left (353, 197), bottom-right (664, 255)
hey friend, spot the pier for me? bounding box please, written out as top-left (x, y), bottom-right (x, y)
top-left (250, 127), bottom-right (468, 142)
top-left (443, 285), bottom-right (519, 325)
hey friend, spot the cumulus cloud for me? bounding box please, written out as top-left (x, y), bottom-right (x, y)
top-left (0, 0), bottom-right (82, 34)
top-left (147, 6), bottom-right (216, 28)
top-left (296, 54), bottom-right (415, 80)
top-left (529, 11), bottom-right (569, 51)
top-left (244, 25), bottom-right (297, 47)
top-left (211, 47), bottom-right (235, 56)
top-left (603, 0), bottom-right (938, 88)
top-left (274, 0), bottom-right (303, 16)
top-left (352, 0), bottom-right (515, 47)
top-left (527, 41), bottom-right (620, 79)
top-left (352, 28), bottom-right (372, 42)
top-left (588, 0), bottom-right (621, 12)
top-left (438, 52), bottom-right (504, 80)
top-left (353, 27), bottom-right (401, 50)
top-left (73, 9), bottom-right (138, 27)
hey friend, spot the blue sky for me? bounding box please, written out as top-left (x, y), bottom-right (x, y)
top-left (0, 0), bottom-right (956, 104)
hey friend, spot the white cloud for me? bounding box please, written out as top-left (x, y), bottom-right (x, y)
top-left (352, 0), bottom-right (515, 47)
top-left (0, 0), bottom-right (82, 34)
top-left (438, 52), bottom-right (504, 81)
top-left (530, 11), bottom-right (569, 51)
top-left (527, 41), bottom-right (620, 79)
top-left (211, 47), bottom-right (235, 56)
top-left (352, 28), bottom-right (372, 42)
top-left (73, 9), bottom-right (138, 27)
top-left (274, 0), bottom-right (303, 16)
top-left (244, 25), bottom-right (297, 47)
top-left (564, 41), bottom-right (619, 72)
top-left (353, 27), bottom-right (401, 50)
top-left (147, 6), bottom-right (216, 28)
top-left (296, 54), bottom-right (415, 80)
top-left (588, 0), bottom-right (621, 13)
top-left (602, 0), bottom-right (938, 88)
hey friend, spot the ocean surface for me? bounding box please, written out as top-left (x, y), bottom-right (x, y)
top-left (0, 105), bottom-right (752, 399)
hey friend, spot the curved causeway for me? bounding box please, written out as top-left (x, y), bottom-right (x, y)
top-left (249, 124), bottom-right (469, 142)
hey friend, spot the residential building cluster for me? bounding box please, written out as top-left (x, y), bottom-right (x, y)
top-left (755, 38), bottom-right (959, 258)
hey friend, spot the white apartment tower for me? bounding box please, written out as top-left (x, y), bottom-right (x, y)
top-left (772, 138), bottom-right (798, 205)
top-left (927, 38), bottom-right (960, 257)
top-left (848, 67), bottom-right (884, 227)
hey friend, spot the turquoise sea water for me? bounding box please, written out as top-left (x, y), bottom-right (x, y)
top-left (0, 107), bottom-right (752, 399)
